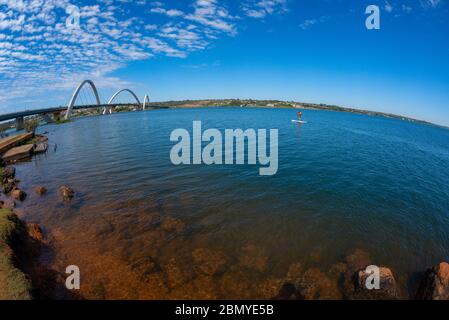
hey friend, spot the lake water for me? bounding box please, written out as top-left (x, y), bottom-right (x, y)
top-left (12, 107), bottom-right (449, 299)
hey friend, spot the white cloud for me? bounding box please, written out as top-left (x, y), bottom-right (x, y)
top-left (0, 0), bottom-right (289, 112)
top-left (150, 7), bottom-right (184, 17)
top-left (299, 16), bottom-right (327, 30)
top-left (420, 0), bottom-right (442, 8)
top-left (243, 0), bottom-right (287, 19)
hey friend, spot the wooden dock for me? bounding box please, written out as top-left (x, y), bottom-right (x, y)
top-left (2, 144), bottom-right (34, 162)
top-left (0, 133), bottom-right (33, 154)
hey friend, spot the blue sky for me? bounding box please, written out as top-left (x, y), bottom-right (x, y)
top-left (0, 0), bottom-right (448, 125)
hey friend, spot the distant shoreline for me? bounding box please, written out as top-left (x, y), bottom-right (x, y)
top-left (3, 99), bottom-right (446, 132)
top-left (142, 99), bottom-right (448, 130)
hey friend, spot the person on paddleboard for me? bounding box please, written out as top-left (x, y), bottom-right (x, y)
top-left (297, 111), bottom-right (302, 120)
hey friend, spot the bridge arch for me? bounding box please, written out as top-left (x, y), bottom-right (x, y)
top-left (104, 89), bottom-right (141, 114)
top-left (142, 95), bottom-right (150, 110)
top-left (65, 80), bottom-right (101, 120)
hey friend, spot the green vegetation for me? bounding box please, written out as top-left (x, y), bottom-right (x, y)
top-left (63, 98), bottom-right (438, 128)
top-left (54, 114), bottom-right (70, 124)
top-left (0, 208), bottom-right (33, 300)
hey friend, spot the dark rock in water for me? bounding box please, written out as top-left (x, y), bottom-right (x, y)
top-left (338, 249), bottom-right (372, 298)
top-left (11, 188), bottom-right (26, 201)
top-left (59, 186), bottom-right (74, 201)
top-left (416, 262), bottom-right (449, 300)
top-left (192, 248), bottom-right (228, 276)
top-left (352, 266), bottom-right (399, 300)
top-left (276, 282), bottom-right (298, 300)
top-left (129, 256), bottom-right (158, 281)
top-left (2, 166), bottom-right (15, 182)
top-left (27, 223), bottom-right (44, 242)
top-left (35, 185), bottom-right (47, 196)
top-left (3, 181), bottom-right (15, 194)
top-left (239, 244), bottom-right (268, 272)
top-left (259, 278), bottom-right (303, 300)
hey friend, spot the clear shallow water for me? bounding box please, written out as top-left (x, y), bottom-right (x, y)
top-left (13, 107), bottom-right (449, 299)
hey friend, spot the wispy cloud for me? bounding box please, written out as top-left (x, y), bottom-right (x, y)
top-left (299, 16), bottom-right (327, 30)
top-left (0, 0), bottom-right (289, 111)
top-left (243, 0), bottom-right (288, 19)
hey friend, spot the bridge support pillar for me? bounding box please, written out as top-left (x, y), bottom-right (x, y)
top-left (102, 107), bottom-right (113, 115)
top-left (41, 113), bottom-right (55, 124)
top-left (15, 116), bottom-right (24, 131)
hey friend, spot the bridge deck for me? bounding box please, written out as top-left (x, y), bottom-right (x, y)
top-left (0, 103), bottom-right (144, 122)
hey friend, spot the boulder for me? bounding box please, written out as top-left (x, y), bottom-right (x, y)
top-left (59, 186), bottom-right (74, 201)
top-left (416, 262), bottom-right (449, 300)
top-left (2, 166), bottom-right (15, 182)
top-left (2, 181), bottom-right (15, 194)
top-left (11, 188), bottom-right (27, 201)
top-left (34, 185), bottom-right (47, 196)
top-left (192, 248), bottom-right (228, 276)
top-left (352, 266), bottom-right (399, 300)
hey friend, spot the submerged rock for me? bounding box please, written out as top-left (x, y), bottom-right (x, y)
top-left (297, 268), bottom-right (342, 300)
top-left (259, 278), bottom-right (303, 300)
top-left (416, 262), bottom-right (449, 300)
top-left (239, 244), bottom-right (268, 272)
top-left (163, 256), bottom-right (195, 289)
top-left (160, 216), bottom-right (185, 233)
top-left (170, 275), bottom-right (217, 300)
top-left (353, 266), bottom-right (399, 300)
top-left (26, 223), bottom-right (44, 242)
top-left (129, 256), bottom-right (158, 281)
top-left (59, 186), bottom-right (74, 201)
top-left (287, 262), bottom-right (303, 281)
top-left (34, 186), bottom-right (47, 196)
top-left (219, 270), bottom-right (258, 299)
top-left (11, 188), bottom-right (27, 201)
top-left (192, 248), bottom-right (228, 276)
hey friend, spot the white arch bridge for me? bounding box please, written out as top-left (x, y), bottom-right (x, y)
top-left (0, 80), bottom-right (155, 130)
top-left (65, 80), bottom-right (151, 120)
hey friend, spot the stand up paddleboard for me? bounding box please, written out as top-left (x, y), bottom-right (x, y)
top-left (292, 120), bottom-right (308, 124)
